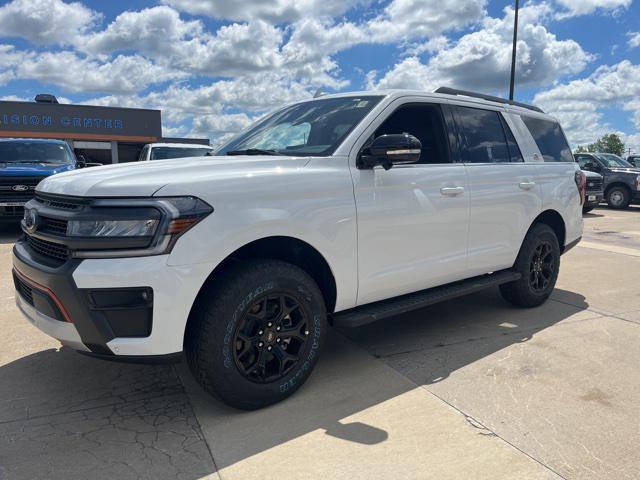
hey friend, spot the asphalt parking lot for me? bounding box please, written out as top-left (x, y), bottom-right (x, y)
top-left (1, 207), bottom-right (639, 480)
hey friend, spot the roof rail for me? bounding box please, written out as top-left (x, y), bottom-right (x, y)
top-left (434, 87), bottom-right (544, 113)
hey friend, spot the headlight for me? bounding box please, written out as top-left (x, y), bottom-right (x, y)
top-left (67, 196), bottom-right (213, 259)
top-left (68, 219), bottom-right (158, 237)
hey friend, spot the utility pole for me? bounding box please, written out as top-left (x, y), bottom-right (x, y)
top-left (509, 0), bottom-right (520, 101)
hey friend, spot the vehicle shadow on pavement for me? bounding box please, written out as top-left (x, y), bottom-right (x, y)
top-left (343, 287), bottom-right (589, 386)
top-left (178, 286), bottom-right (589, 472)
top-left (0, 348), bottom-right (216, 480)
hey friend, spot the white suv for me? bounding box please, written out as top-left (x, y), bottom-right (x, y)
top-left (13, 88), bottom-right (584, 409)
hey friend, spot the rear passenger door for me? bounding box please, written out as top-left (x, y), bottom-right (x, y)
top-left (451, 105), bottom-right (542, 275)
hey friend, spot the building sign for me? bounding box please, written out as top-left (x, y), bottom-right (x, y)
top-left (0, 101), bottom-right (161, 141)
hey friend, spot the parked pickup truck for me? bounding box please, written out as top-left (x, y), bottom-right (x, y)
top-left (12, 88), bottom-right (584, 409)
top-left (581, 169), bottom-right (604, 213)
top-left (575, 152), bottom-right (640, 209)
top-left (0, 139), bottom-right (84, 221)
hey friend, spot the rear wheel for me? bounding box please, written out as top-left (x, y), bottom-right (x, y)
top-left (582, 205), bottom-right (594, 214)
top-left (185, 260), bottom-right (327, 410)
top-left (606, 186), bottom-right (630, 209)
top-left (500, 223), bottom-right (560, 308)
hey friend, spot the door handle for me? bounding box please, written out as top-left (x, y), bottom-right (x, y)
top-left (519, 181), bottom-right (536, 190)
top-left (440, 186), bottom-right (465, 196)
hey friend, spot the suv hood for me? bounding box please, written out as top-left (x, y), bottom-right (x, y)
top-left (0, 162), bottom-right (74, 176)
top-left (36, 155), bottom-right (310, 197)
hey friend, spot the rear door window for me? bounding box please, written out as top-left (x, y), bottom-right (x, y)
top-left (452, 106), bottom-right (510, 163)
top-left (521, 116), bottom-right (573, 162)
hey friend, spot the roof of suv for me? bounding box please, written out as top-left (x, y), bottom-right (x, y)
top-left (311, 89), bottom-right (550, 118)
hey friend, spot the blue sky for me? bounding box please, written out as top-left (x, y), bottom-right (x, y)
top-left (0, 0), bottom-right (638, 152)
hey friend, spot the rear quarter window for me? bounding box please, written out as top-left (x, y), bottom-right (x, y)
top-left (521, 116), bottom-right (573, 162)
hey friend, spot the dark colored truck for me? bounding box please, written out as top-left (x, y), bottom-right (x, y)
top-left (581, 169), bottom-right (604, 213)
top-left (0, 139), bottom-right (83, 221)
top-left (575, 152), bottom-right (640, 209)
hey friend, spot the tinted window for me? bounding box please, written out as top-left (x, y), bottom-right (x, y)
top-left (374, 103), bottom-right (450, 164)
top-left (597, 153), bottom-right (632, 168)
top-left (500, 116), bottom-right (523, 162)
top-left (150, 147), bottom-right (212, 160)
top-left (453, 106), bottom-right (510, 163)
top-left (0, 141), bottom-right (73, 164)
top-left (575, 155), bottom-right (598, 169)
top-left (217, 96), bottom-right (383, 157)
top-left (521, 116), bottom-right (573, 162)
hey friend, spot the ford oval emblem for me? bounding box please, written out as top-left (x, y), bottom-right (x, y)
top-left (12, 185), bottom-right (29, 192)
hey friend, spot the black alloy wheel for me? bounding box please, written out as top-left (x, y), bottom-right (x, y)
top-left (529, 241), bottom-right (555, 293)
top-left (499, 223), bottom-right (560, 308)
top-left (185, 259), bottom-right (327, 410)
top-left (233, 293), bottom-right (310, 383)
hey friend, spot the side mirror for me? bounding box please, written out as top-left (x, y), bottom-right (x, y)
top-left (357, 133), bottom-right (421, 170)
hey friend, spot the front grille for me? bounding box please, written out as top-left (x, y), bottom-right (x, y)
top-left (13, 271), bottom-right (34, 306)
top-left (27, 235), bottom-right (69, 263)
top-left (40, 216), bottom-right (68, 236)
top-left (34, 193), bottom-right (84, 210)
top-left (586, 178), bottom-right (603, 192)
top-left (0, 177), bottom-right (44, 198)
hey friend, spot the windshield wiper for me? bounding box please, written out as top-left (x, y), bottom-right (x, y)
top-left (226, 148), bottom-right (280, 156)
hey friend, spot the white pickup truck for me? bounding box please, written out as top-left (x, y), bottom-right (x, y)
top-left (13, 88), bottom-right (584, 409)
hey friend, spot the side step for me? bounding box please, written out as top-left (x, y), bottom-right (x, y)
top-left (331, 270), bottom-right (521, 328)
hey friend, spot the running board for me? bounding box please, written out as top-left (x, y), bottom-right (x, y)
top-left (331, 270), bottom-right (521, 328)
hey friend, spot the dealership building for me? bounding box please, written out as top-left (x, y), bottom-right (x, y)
top-left (0, 96), bottom-right (208, 164)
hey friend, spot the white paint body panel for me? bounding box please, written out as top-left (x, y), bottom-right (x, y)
top-left (465, 162), bottom-right (542, 275)
top-left (27, 90), bottom-right (583, 356)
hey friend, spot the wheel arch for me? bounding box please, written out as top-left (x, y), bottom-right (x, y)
top-left (184, 236), bottom-right (338, 346)
top-left (530, 209), bottom-right (566, 252)
top-left (604, 181), bottom-right (631, 196)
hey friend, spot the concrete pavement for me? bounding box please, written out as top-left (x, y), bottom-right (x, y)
top-left (1, 205), bottom-right (640, 479)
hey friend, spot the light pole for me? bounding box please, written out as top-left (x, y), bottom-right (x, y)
top-left (509, 0), bottom-right (520, 101)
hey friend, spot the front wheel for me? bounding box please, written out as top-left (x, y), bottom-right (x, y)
top-left (500, 223), bottom-right (560, 308)
top-left (582, 205), bottom-right (594, 214)
top-left (185, 260), bottom-right (327, 410)
top-left (606, 186), bottom-right (630, 209)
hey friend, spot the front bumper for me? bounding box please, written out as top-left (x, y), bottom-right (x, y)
top-left (584, 191), bottom-right (603, 207)
top-left (13, 240), bottom-right (215, 358)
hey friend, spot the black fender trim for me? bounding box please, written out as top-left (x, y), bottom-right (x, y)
top-left (77, 350), bottom-right (183, 364)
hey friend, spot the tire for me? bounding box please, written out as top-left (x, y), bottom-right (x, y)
top-left (185, 259), bottom-right (327, 410)
top-left (606, 186), bottom-right (630, 209)
top-left (582, 205), bottom-right (594, 214)
top-left (499, 223), bottom-right (560, 308)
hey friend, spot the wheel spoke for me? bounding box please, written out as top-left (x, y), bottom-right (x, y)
top-left (233, 292), bottom-right (310, 383)
top-left (272, 345), bottom-right (298, 375)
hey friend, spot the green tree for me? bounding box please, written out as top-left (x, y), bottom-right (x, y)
top-left (575, 145), bottom-right (588, 153)
top-left (587, 133), bottom-right (626, 156)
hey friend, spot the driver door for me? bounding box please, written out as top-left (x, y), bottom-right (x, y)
top-left (350, 100), bottom-right (470, 305)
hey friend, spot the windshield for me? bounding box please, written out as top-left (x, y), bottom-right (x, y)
top-left (597, 153), bottom-right (633, 168)
top-left (216, 96), bottom-right (383, 157)
top-left (150, 147), bottom-right (213, 160)
top-left (0, 142), bottom-right (73, 164)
